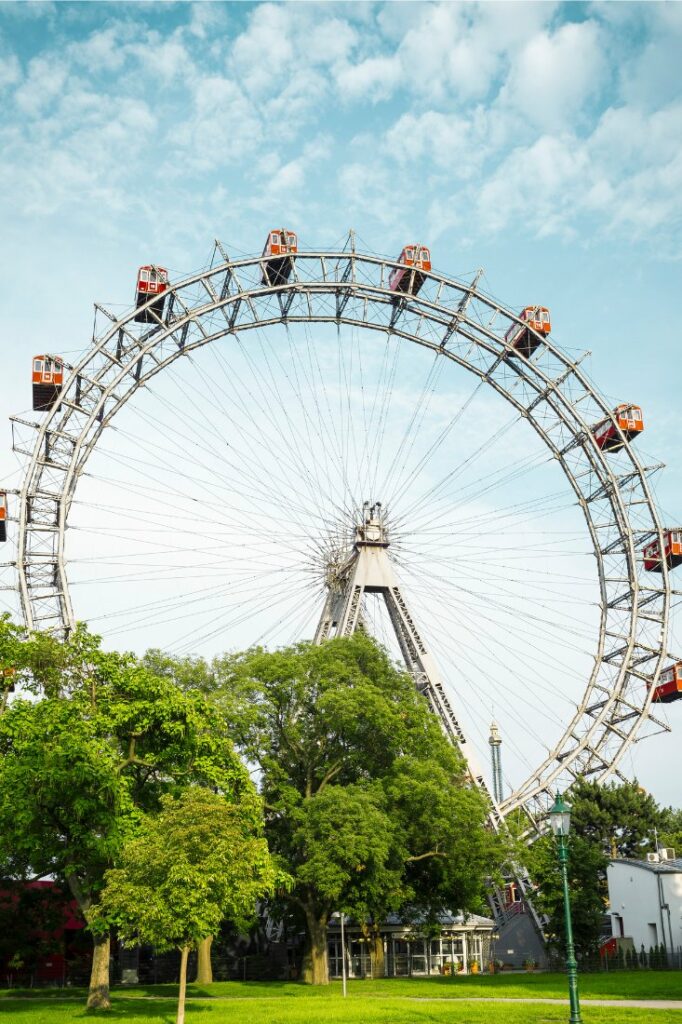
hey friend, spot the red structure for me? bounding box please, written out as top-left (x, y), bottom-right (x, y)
top-left (504, 306), bottom-right (551, 358)
top-left (134, 266), bottom-right (169, 323)
top-left (593, 404), bottom-right (644, 452)
top-left (0, 492), bottom-right (6, 543)
top-left (388, 245), bottom-right (432, 298)
top-left (651, 662), bottom-right (682, 704)
top-left (261, 229), bottom-right (298, 286)
top-left (643, 530), bottom-right (682, 572)
top-left (32, 356), bottom-right (64, 412)
top-left (0, 881), bottom-right (88, 987)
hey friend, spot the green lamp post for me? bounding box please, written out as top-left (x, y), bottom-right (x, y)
top-left (549, 792), bottom-right (583, 1024)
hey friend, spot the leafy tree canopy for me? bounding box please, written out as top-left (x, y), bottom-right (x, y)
top-left (0, 619), bottom-right (251, 1008)
top-left (94, 788), bottom-right (276, 1024)
top-left (570, 779), bottom-right (666, 859)
top-left (216, 634), bottom-right (503, 982)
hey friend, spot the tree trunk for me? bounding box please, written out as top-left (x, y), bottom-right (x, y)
top-left (371, 928), bottom-right (385, 979)
top-left (177, 946), bottom-right (190, 1024)
top-left (302, 907), bottom-right (329, 985)
top-left (86, 932), bottom-right (111, 1010)
top-left (196, 936), bottom-right (213, 984)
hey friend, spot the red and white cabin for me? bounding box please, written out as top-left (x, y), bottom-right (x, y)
top-left (0, 491), bottom-right (6, 543)
top-left (388, 245), bottom-right (431, 298)
top-left (643, 530), bottom-right (682, 572)
top-left (651, 662), bottom-right (682, 704)
top-left (593, 404), bottom-right (644, 452)
top-left (134, 265), bottom-right (169, 323)
top-left (261, 229), bottom-right (298, 286)
top-left (32, 355), bottom-right (64, 412)
top-left (504, 306), bottom-right (551, 358)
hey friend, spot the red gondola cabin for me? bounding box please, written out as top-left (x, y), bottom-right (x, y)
top-left (651, 663), bottom-right (682, 704)
top-left (261, 229), bottom-right (297, 286)
top-left (504, 306), bottom-right (551, 358)
top-left (643, 530), bottom-right (682, 572)
top-left (32, 356), bottom-right (64, 411)
top-left (388, 245), bottom-right (431, 299)
top-left (134, 266), bottom-right (169, 323)
top-left (593, 404), bottom-right (644, 452)
top-left (0, 492), bottom-right (6, 543)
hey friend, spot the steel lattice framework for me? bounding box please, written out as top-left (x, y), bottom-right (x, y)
top-left (6, 243), bottom-right (673, 824)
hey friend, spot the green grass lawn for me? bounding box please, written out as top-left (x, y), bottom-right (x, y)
top-left (2, 974), bottom-right (682, 1024)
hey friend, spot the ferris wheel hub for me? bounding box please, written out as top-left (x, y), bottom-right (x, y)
top-left (356, 501), bottom-right (389, 548)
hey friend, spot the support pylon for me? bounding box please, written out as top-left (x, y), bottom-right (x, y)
top-left (314, 501), bottom-right (546, 945)
top-left (315, 503), bottom-right (492, 806)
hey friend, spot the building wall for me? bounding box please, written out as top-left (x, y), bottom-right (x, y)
top-left (608, 862), bottom-right (682, 952)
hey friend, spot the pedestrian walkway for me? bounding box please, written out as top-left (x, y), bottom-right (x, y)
top-left (412, 996), bottom-right (682, 1009)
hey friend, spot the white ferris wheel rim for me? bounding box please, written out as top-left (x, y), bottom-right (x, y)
top-left (8, 242), bottom-right (673, 823)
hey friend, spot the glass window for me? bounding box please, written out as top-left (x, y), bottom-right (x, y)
top-left (34, 359), bottom-right (42, 372)
top-left (421, 248), bottom-right (429, 260)
top-left (405, 248), bottom-right (414, 260)
top-left (288, 234), bottom-right (296, 246)
top-left (271, 233), bottom-right (278, 244)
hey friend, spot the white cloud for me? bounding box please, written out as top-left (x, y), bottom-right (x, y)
top-left (257, 135), bottom-right (331, 201)
top-left (171, 75), bottom-right (263, 171)
top-left (69, 25), bottom-right (130, 72)
top-left (0, 53), bottom-right (21, 89)
top-left (383, 109), bottom-right (491, 178)
top-left (334, 54), bottom-right (400, 103)
top-left (341, 2), bottom-right (559, 105)
top-left (126, 33), bottom-right (193, 82)
top-left (499, 20), bottom-right (606, 130)
top-left (231, 3), bottom-right (297, 97)
top-left (14, 56), bottom-right (68, 115)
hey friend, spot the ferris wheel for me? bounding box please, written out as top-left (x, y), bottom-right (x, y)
top-left (1, 230), bottom-right (679, 830)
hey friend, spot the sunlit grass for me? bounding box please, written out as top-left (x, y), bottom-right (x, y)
top-left (2, 973), bottom-right (682, 1023)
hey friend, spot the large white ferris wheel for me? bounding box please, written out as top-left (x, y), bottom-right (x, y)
top-left (2, 230), bottom-right (680, 832)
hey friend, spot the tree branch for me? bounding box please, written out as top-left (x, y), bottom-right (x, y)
top-left (406, 850), bottom-right (447, 863)
top-left (315, 761), bottom-right (343, 794)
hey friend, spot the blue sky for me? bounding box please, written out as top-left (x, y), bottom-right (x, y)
top-left (1, 1), bottom-right (681, 805)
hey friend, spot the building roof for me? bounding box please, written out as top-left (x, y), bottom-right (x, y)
top-left (384, 911), bottom-right (495, 928)
top-left (328, 910), bottom-right (495, 931)
top-left (609, 857), bottom-right (682, 875)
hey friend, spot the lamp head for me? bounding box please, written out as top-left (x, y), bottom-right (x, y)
top-left (549, 791), bottom-right (572, 837)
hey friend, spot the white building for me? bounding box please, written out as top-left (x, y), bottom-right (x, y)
top-left (327, 912), bottom-right (496, 978)
top-left (607, 850), bottom-right (682, 953)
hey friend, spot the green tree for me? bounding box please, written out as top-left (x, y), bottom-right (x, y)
top-left (222, 634), bottom-right (500, 984)
top-left (527, 832), bottom-right (607, 960)
top-left (659, 806), bottom-right (682, 854)
top-left (530, 779), bottom-right (671, 959)
top-left (570, 779), bottom-right (665, 860)
top-left (0, 622), bottom-right (250, 1010)
top-left (94, 788), bottom-right (276, 1024)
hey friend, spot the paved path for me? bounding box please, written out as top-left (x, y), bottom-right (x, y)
top-left (412, 997), bottom-right (682, 1009)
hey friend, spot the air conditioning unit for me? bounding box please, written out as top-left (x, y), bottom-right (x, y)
top-left (659, 848), bottom-right (676, 861)
top-left (647, 853), bottom-right (660, 863)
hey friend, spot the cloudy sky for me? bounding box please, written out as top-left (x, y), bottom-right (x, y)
top-left (1, 1), bottom-right (681, 804)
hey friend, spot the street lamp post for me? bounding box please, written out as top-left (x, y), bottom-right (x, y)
top-left (549, 792), bottom-right (583, 1024)
top-left (331, 912), bottom-right (347, 997)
